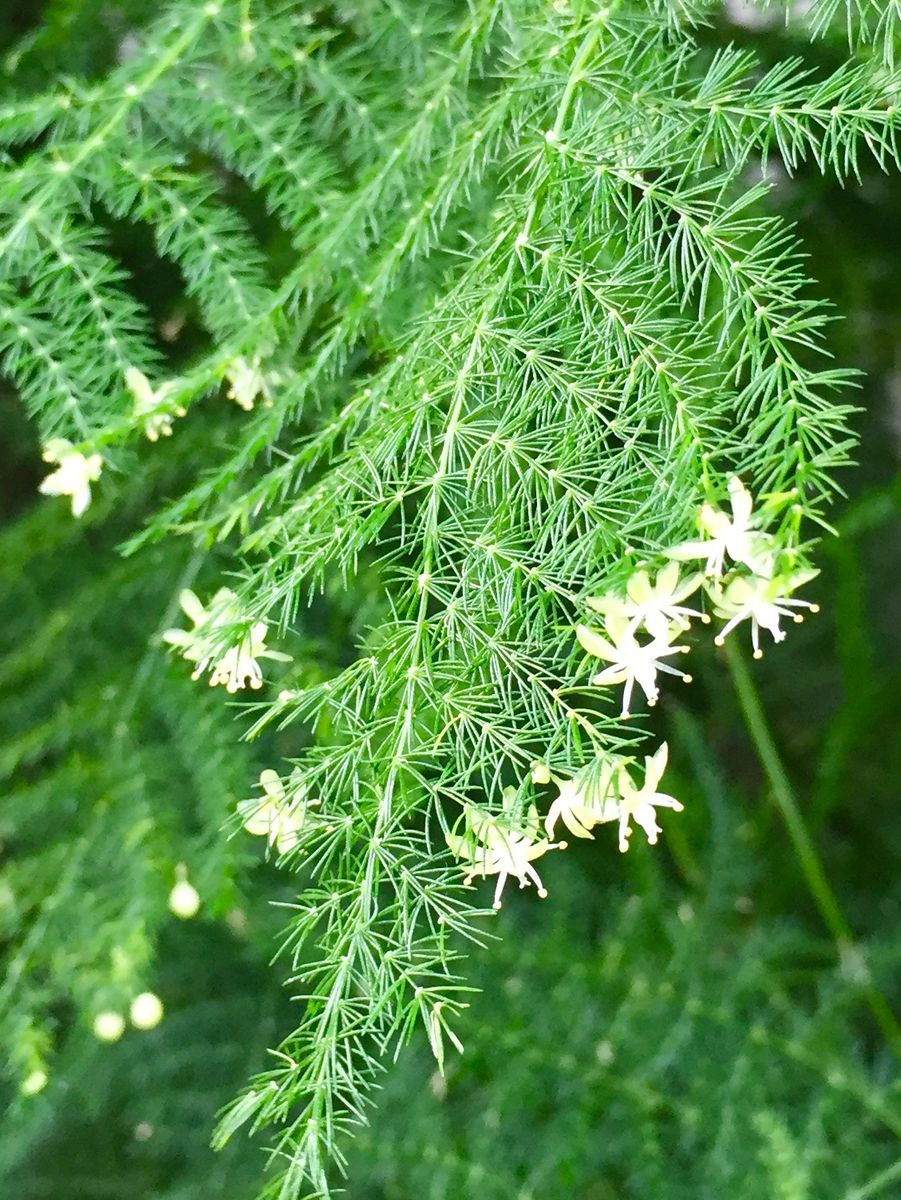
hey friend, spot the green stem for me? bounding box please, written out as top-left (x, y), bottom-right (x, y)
top-left (724, 638), bottom-right (901, 1058)
top-left (520, 4), bottom-right (620, 240)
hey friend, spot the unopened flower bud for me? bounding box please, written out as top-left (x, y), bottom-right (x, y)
top-left (130, 991), bottom-right (164, 1030)
top-left (21, 1069), bottom-right (48, 1096)
top-left (530, 762), bottom-right (551, 785)
top-left (168, 875), bottom-right (200, 919)
top-left (93, 1010), bottom-right (126, 1042)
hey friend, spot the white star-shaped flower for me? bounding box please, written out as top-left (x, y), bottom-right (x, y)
top-left (544, 757), bottom-right (621, 840)
top-left (710, 570), bottom-right (820, 658)
top-left (669, 476), bottom-right (775, 578)
top-left (447, 791), bottom-right (564, 909)
top-left (615, 742), bottom-right (683, 853)
top-left (163, 587), bottom-right (290, 692)
top-left (38, 438), bottom-right (103, 517)
top-left (586, 561), bottom-right (707, 638)
top-left (126, 367), bottom-right (186, 441)
top-left (577, 615), bottom-right (692, 717)
top-left (237, 768), bottom-right (318, 854)
top-left (225, 355), bottom-right (270, 411)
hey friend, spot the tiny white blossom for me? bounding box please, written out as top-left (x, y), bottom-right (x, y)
top-left (447, 790), bottom-right (563, 909)
top-left (38, 438), bottom-right (103, 517)
top-left (225, 355), bottom-right (270, 410)
top-left (586, 561), bottom-right (707, 638)
top-left (669, 475), bottom-right (775, 578)
top-left (544, 756), bottom-right (621, 839)
top-left (615, 742), bottom-right (683, 853)
top-left (237, 768), bottom-right (317, 854)
top-left (126, 366), bottom-right (186, 441)
top-left (163, 587), bottom-right (290, 692)
top-left (577, 615), bottom-right (692, 717)
top-left (710, 570), bottom-right (820, 658)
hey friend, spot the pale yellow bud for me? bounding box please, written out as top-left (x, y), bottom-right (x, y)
top-left (130, 991), bottom-right (164, 1030)
top-left (21, 1069), bottom-right (48, 1096)
top-left (168, 878), bottom-right (200, 919)
top-left (93, 1010), bottom-right (126, 1042)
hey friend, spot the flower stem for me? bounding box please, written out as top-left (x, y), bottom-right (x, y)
top-left (724, 639), bottom-right (901, 1057)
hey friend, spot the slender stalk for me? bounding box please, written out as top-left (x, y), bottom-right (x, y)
top-left (842, 1158), bottom-right (901, 1200)
top-left (724, 639), bottom-right (901, 1058)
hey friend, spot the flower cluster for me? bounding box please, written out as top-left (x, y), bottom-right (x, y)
top-left (544, 743), bottom-right (682, 853)
top-left (576, 476), bottom-right (819, 714)
top-left (449, 477), bottom-right (818, 910)
top-left (163, 587), bottom-right (290, 693)
top-left (38, 438), bottom-right (103, 517)
top-left (447, 744), bottom-right (684, 908)
top-left (125, 356), bottom-right (270, 443)
top-left (237, 767), bottom-right (319, 855)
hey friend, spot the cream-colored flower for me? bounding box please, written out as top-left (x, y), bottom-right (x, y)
top-left (577, 615), bottom-right (692, 717)
top-left (710, 570), bottom-right (819, 658)
top-left (586, 561), bottom-right (707, 638)
top-left (447, 790), bottom-right (563, 909)
top-left (38, 438), bottom-right (103, 517)
top-left (615, 742), bottom-right (683, 853)
top-left (225, 355), bottom-right (270, 411)
top-left (669, 475), bottom-right (774, 578)
top-left (207, 621), bottom-right (277, 692)
top-left (163, 588), bottom-right (290, 692)
top-left (126, 366), bottom-right (186, 441)
top-left (544, 757), bottom-right (621, 839)
top-left (237, 768), bottom-right (317, 854)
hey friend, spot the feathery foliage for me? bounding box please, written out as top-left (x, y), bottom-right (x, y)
top-left (2, 1), bottom-right (901, 1197)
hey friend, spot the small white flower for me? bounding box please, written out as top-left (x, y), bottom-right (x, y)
top-left (38, 438), bottom-right (103, 517)
top-left (710, 571), bottom-right (820, 658)
top-left (225, 355), bottom-right (270, 411)
top-left (447, 790), bottom-right (564, 909)
top-left (669, 476), bottom-right (775, 578)
top-left (544, 756), bottom-right (621, 839)
top-left (126, 366), bottom-right (186, 441)
top-left (577, 615), bottom-right (692, 717)
top-left (237, 768), bottom-right (318, 855)
top-left (586, 561), bottom-right (707, 638)
top-left (163, 588), bottom-right (290, 693)
top-left (207, 622), bottom-right (275, 691)
top-left (615, 742), bottom-right (683, 853)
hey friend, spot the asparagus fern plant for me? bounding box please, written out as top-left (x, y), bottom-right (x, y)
top-left (2, 1), bottom-right (900, 1196)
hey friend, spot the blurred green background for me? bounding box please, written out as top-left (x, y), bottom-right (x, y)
top-left (1, 4), bottom-right (899, 1198)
